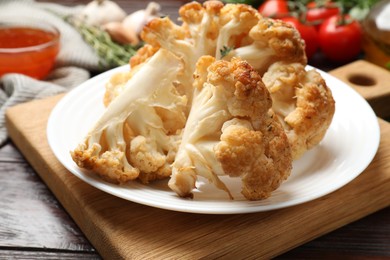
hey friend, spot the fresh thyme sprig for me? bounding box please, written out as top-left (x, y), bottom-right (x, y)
top-left (66, 17), bottom-right (142, 69)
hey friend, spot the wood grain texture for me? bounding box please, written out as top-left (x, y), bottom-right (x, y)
top-left (0, 142), bottom-right (100, 259)
top-left (0, 152), bottom-right (95, 252)
top-left (1, 143), bottom-right (389, 259)
top-left (0, 250), bottom-right (100, 260)
top-left (329, 60), bottom-right (390, 118)
top-left (278, 206), bottom-right (390, 258)
top-left (0, 143), bottom-right (24, 162)
top-left (4, 94), bottom-right (390, 259)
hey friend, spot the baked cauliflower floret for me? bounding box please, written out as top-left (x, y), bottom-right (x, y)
top-left (216, 3), bottom-right (260, 59)
top-left (73, 1), bottom-right (336, 201)
top-left (180, 1), bottom-right (223, 49)
top-left (225, 18), bottom-right (307, 75)
top-left (141, 2), bottom-right (262, 96)
top-left (141, 17), bottom-right (187, 55)
top-left (140, 2), bottom-right (306, 78)
top-left (142, 2), bottom-right (224, 80)
top-left (130, 1), bottom-right (309, 104)
top-left (103, 70), bottom-right (134, 107)
top-left (105, 45), bottom-right (160, 106)
top-left (262, 62), bottom-right (335, 159)
top-left (168, 56), bottom-right (292, 200)
top-left (71, 49), bottom-right (187, 184)
top-left (129, 44), bottom-right (159, 68)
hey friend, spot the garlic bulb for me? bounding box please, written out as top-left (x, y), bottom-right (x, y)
top-left (122, 2), bottom-right (161, 38)
top-left (78, 0), bottom-right (127, 27)
top-left (103, 22), bottom-right (139, 45)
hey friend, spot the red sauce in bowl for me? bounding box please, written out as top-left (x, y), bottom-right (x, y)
top-left (0, 25), bottom-right (60, 79)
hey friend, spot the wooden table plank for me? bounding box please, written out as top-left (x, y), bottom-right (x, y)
top-left (0, 142), bottom-right (101, 259)
top-left (0, 250), bottom-right (100, 260)
top-left (279, 207), bottom-right (390, 258)
top-left (0, 152), bottom-right (95, 252)
top-left (0, 143), bottom-right (24, 163)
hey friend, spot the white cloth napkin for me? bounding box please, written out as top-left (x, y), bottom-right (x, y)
top-left (0, 0), bottom-right (102, 145)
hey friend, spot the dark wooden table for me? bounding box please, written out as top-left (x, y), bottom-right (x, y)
top-left (1, 0), bottom-right (389, 259)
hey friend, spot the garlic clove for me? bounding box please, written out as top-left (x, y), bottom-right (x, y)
top-left (122, 10), bottom-right (146, 36)
top-left (122, 2), bottom-right (161, 37)
top-left (144, 2), bottom-right (161, 16)
top-left (78, 0), bottom-right (127, 27)
top-left (103, 22), bottom-right (140, 45)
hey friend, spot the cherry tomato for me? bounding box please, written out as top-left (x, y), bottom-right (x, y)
top-left (281, 17), bottom-right (319, 60)
top-left (258, 0), bottom-right (289, 18)
top-left (318, 15), bottom-right (362, 63)
top-left (306, 1), bottom-right (340, 28)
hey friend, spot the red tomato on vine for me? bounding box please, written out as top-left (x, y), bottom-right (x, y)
top-left (306, 1), bottom-right (340, 28)
top-left (258, 0), bottom-right (289, 18)
top-left (318, 15), bottom-right (362, 62)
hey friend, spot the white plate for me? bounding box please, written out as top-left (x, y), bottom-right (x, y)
top-left (47, 65), bottom-right (380, 214)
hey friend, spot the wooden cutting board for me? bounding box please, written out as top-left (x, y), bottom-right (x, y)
top-left (5, 63), bottom-right (390, 259)
top-left (329, 60), bottom-right (390, 118)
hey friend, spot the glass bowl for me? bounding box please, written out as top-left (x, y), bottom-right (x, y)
top-left (0, 18), bottom-right (60, 80)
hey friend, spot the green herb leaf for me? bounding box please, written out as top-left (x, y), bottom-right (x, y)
top-left (65, 16), bottom-right (142, 70)
top-left (220, 45), bottom-right (233, 59)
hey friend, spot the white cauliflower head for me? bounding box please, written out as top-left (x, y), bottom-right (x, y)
top-left (168, 56), bottom-right (292, 200)
top-left (139, 2), bottom-right (306, 75)
top-left (262, 62), bottom-right (335, 159)
top-left (224, 18), bottom-right (307, 75)
top-left (111, 1), bottom-right (306, 106)
top-left (72, 0), bottom-right (335, 201)
top-left (71, 49), bottom-right (187, 184)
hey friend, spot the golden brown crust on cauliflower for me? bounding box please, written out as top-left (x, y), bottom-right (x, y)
top-left (71, 143), bottom-right (140, 184)
top-left (251, 18), bottom-right (306, 63)
top-left (137, 165), bottom-right (172, 184)
top-left (72, 49), bottom-right (185, 185)
top-left (225, 17), bottom-right (307, 75)
top-left (263, 62), bottom-right (335, 159)
top-left (218, 3), bottom-right (260, 49)
top-left (210, 58), bottom-right (291, 200)
top-left (133, 1), bottom-right (309, 100)
top-left (169, 56), bottom-right (292, 200)
top-left (216, 115), bottom-right (291, 200)
top-left (129, 44), bottom-right (159, 68)
top-left (180, 1), bottom-right (224, 24)
top-left (141, 17), bottom-right (186, 49)
top-left (180, 1), bottom-right (223, 42)
top-left (203, 0), bottom-right (225, 13)
top-left (179, 1), bottom-right (204, 24)
top-left (207, 58), bottom-right (272, 120)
